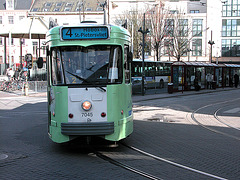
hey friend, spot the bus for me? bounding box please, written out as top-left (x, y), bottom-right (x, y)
top-left (44, 22), bottom-right (133, 143)
top-left (131, 59), bottom-right (172, 89)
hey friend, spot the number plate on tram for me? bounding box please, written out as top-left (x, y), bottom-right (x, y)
top-left (61, 27), bottom-right (109, 40)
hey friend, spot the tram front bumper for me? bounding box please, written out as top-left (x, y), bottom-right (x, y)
top-left (61, 122), bottom-right (114, 136)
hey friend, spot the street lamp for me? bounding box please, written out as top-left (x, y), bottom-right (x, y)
top-left (138, 13), bottom-right (149, 96)
top-left (186, 48), bottom-right (191, 62)
top-left (208, 30), bottom-right (215, 63)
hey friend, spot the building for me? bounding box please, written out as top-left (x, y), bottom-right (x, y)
top-left (0, 0), bottom-right (239, 75)
top-left (110, 0), bottom-right (240, 64)
top-left (0, 0), bottom-right (33, 74)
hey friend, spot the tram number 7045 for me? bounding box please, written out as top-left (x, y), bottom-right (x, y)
top-left (82, 112), bottom-right (93, 117)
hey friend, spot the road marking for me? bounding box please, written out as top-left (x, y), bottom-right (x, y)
top-left (223, 108), bottom-right (240, 113)
top-left (0, 154), bottom-right (8, 160)
top-left (126, 145), bottom-right (228, 180)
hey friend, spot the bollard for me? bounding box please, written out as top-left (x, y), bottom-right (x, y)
top-left (24, 83), bottom-right (29, 96)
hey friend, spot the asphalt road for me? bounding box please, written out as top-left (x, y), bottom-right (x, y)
top-left (0, 89), bottom-right (240, 180)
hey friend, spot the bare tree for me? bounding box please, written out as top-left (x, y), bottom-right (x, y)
top-left (165, 10), bottom-right (193, 61)
top-left (145, 1), bottom-right (170, 61)
top-left (114, 8), bottom-right (144, 59)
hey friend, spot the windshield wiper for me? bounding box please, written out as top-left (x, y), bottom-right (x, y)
top-left (66, 70), bottom-right (106, 92)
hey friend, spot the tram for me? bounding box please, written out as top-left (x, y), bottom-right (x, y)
top-left (45, 22), bottom-right (133, 143)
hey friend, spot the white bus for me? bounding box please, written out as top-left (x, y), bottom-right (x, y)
top-left (131, 59), bottom-right (172, 89)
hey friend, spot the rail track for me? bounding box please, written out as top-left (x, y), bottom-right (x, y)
top-left (95, 95), bottom-right (240, 179)
top-left (94, 142), bottom-right (228, 180)
top-left (190, 98), bottom-right (240, 141)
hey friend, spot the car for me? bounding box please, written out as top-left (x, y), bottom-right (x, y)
top-left (132, 77), bottom-right (147, 94)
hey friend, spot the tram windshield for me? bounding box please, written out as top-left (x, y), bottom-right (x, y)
top-left (51, 45), bottom-right (122, 86)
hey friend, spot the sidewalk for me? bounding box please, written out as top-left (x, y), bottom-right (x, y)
top-left (0, 87), bottom-right (237, 100)
top-left (0, 89), bottom-right (47, 98)
top-left (132, 87), bottom-right (238, 102)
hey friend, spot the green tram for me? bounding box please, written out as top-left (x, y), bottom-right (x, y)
top-left (45, 22), bottom-right (133, 143)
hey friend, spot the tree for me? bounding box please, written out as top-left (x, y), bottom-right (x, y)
top-left (165, 10), bottom-right (193, 61)
top-left (114, 8), bottom-right (144, 59)
top-left (145, 2), bottom-right (171, 61)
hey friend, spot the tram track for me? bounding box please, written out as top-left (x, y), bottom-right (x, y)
top-left (214, 108), bottom-right (240, 131)
top-left (190, 98), bottom-right (240, 141)
top-left (95, 150), bottom-right (163, 180)
top-left (123, 95), bottom-right (240, 179)
top-left (94, 142), bottom-right (228, 180)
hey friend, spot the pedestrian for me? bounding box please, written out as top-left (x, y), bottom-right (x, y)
top-left (206, 73), bottom-right (211, 89)
top-left (6, 68), bottom-right (14, 81)
top-left (234, 73), bottom-right (239, 88)
top-left (194, 77), bottom-right (200, 91)
top-left (14, 68), bottom-right (20, 80)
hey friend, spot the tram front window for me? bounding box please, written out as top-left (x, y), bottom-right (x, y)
top-left (51, 45), bottom-right (122, 86)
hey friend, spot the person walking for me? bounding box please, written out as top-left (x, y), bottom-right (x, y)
top-left (234, 73), bottom-right (239, 88)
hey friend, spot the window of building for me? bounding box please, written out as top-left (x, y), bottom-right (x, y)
top-left (0, 16), bottom-right (2, 24)
top-left (169, 10), bottom-right (179, 14)
top-left (190, 10), bottom-right (200, 13)
top-left (7, 0), bottom-right (13, 9)
top-left (54, 8), bottom-right (60, 12)
top-left (76, 7), bottom-right (83, 11)
top-left (32, 8), bottom-right (39, 12)
top-left (165, 19), bottom-right (174, 37)
top-left (0, 38), bottom-right (2, 45)
top-left (86, 8), bottom-right (92, 11)
top-left (164, 39), bottom-right (173, 56)
top-left (8, 16), bottom-right (14, 24)
top-left (64, 7), bottom-right (71, 11)
top-left (33, 41), bottom-right (38, 55)
top-left (192, 19), bottom-right (203, 37)
top-left (222, 39), bottom-right (240, 57)
top-left (192, 39), bottom-right (202, 56)
top-left (45, 2), bottom-right (52, 7)
top-left (96, 7), bottom-right (103, 11)
top-left (66, 3), bottom-right (73, 7)
top-left (19, 16), bottom-right (24, 21)
top-left (0, 56), bottom-right (3, 64)
top-left (178, 19), bottom-right (188, 37)
top-left (222, 0), bottom-right (240, 17)
top-left (222, 19), bottom-right (240, 37)
top-left (56, 2), bottom-right (62, 7)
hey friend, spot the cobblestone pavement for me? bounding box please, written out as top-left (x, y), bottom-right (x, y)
top-left (0, 88), bottom-right (239, 180)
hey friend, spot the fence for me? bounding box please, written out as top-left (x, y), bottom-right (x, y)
top-left (27, 81), bottom-right (47, 92)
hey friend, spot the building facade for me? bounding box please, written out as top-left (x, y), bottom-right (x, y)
top-left (0, 0), bottom-right (239, 75)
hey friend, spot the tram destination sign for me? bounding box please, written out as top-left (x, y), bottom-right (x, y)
top-left (61, 26), bottom-right (109, 40)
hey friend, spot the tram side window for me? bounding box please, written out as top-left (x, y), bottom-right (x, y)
top-left (109, 46), bottom-right (122, 83)
top-left (124, 46), bottom-right (130, 84)
top-left (51, 48), bottom-right (64, 85)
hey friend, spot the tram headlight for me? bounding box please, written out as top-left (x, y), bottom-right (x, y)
top-left (82, 101), bottom-right (92, 111)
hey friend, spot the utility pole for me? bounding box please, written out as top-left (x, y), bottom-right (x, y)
top-left (100, 1), bottom-right (107, 25)
top-left (138, 13), bottom-right (149, 96)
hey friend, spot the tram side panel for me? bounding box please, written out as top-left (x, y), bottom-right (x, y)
top-left (106, 84), bottom-right (133, 141)
top-left (48, 86), bottom-right (69, 143)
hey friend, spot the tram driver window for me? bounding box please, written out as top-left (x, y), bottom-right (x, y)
top-left (51, 48), bottom-right (64, 85)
